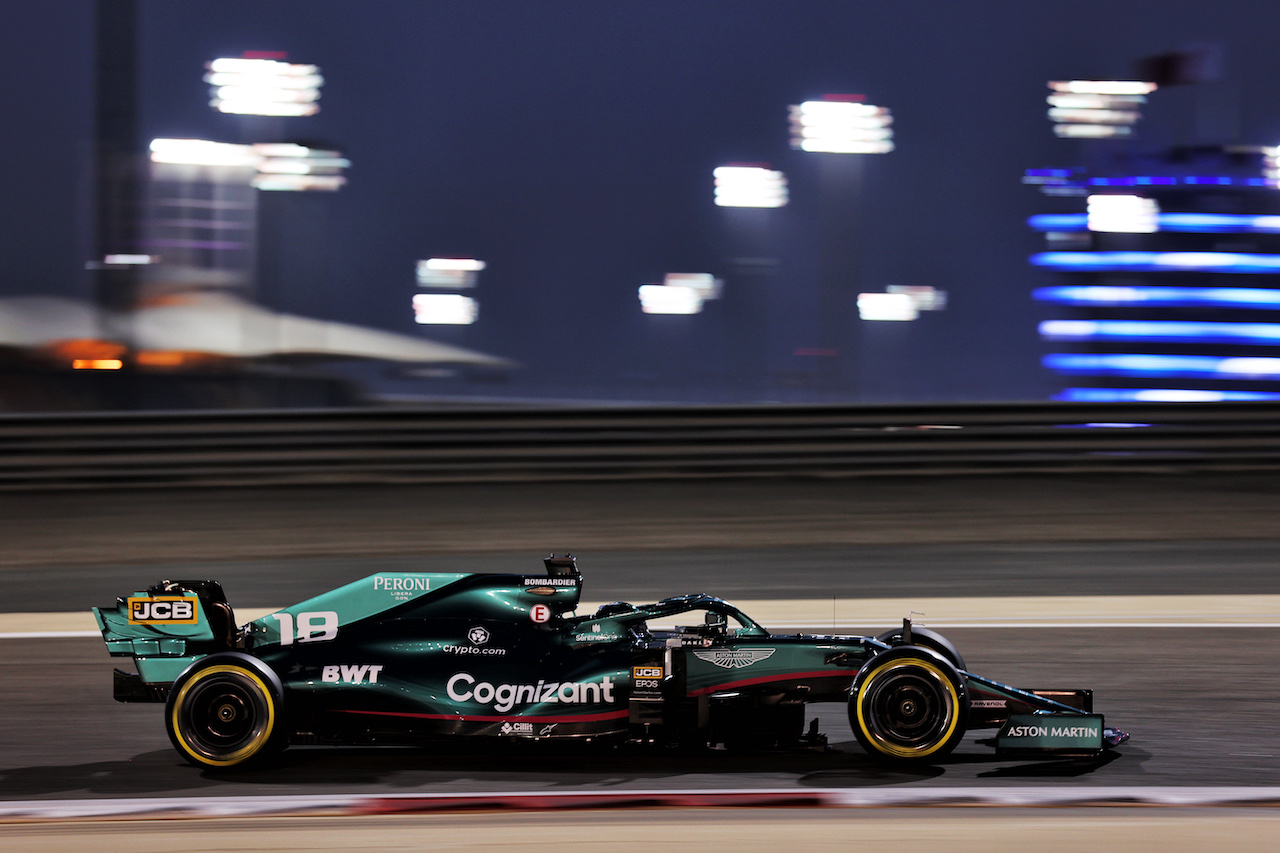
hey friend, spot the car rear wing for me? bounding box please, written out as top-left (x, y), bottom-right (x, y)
top-left (92, 580), bottom-right (239, 697)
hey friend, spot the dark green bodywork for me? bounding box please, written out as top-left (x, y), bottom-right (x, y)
top-left (93, 560), bottom-right (1116, 754)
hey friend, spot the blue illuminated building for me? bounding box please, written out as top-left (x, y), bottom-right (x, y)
top-left (1027, 145), bottom-right (1280, 402)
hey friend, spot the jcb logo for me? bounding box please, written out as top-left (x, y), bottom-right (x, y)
top-left (128, 597), bottom-right (198, 624)
top-left (632, 666), bottom-right (663, 679)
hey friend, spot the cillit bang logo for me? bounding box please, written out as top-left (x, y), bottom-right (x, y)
top-left (128, 596), bottom-right (198, 624)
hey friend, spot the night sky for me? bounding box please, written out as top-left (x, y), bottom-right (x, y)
top-left (5, 1), bottom-right (1280, 404)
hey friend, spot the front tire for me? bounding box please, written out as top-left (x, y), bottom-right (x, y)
top-left (165, 654), bottom-right (284, 769)
top-left (849, 647), bottom-right (968, 763)
top-left (874, 626), bottom-right (966, 672)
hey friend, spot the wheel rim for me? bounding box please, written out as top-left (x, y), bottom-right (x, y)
top-left (171, 665), bottom-right (275, 766)
top-left (857, 660), bottom-right (958, 758)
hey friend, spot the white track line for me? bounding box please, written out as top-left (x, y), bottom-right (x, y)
top-left (0, 631), bottom-right (100, 639)
top-left (2, 787), bottom-right (1280, 820)
top-left (4, 595), bottom-right (1280, 639)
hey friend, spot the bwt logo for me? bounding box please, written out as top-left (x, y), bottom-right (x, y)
top-left (128, 597), bottom-right (197, 624)
top-left (321, 665), bottom-right (384, 685)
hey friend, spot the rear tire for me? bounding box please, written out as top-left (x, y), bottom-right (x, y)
top-left (849, 647), bottom-right (968, 763)
top-left (166, 654), bottom-right (284, 769)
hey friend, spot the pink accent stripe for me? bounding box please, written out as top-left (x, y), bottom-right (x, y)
top-left (688, 670), bottom-right (846, 697)
top-left (334, 708), bottom-right (629, 723)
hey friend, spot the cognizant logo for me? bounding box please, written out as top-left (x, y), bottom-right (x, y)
top-left (446, 672), bottom-right (615, 713)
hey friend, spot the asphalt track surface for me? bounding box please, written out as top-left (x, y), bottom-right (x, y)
top-left (4, 810), bottom-right (1280, 852)
top-left (2, 472), bottom-right (1279, 845)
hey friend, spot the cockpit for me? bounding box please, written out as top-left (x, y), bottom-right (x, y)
top-left (578, 595), bottom-right (769, 646)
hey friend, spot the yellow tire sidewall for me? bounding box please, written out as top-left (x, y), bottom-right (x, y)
top-left (170, 664), bottom-right (277, 768)
top-left (854, 656), bottom-right (960, 760)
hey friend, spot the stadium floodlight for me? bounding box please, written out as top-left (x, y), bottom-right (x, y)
top-left (1043, 352), bottom-right (1280, 378)
top-left (102, 254), bottom-right (156, 265)
top-left (206, 57), bottom-right (324, 117)
top-left (149, 138), bottom-right (261, 167)
top-left (857, 286), bottom-right (946, 321)
top-left (638, 273), bottom-right (724, 315)
top-left (1087, 194), bottom-right (1159, 233)
top-left (150, 139), bottom-right (348, 192)
top-left (1034, 285), bottom-right (1280, 309)
top-left (1047, 81), bottom-right (1156, 138)
top-left (887, 285), bottom-right (946, 311)
top-left (1050, 81), bottom-right (1158, 96)
top-left (1264, 147), bottom-right (1280, 188)
top-left (1040, 319), bottom-right (1280, 344)
top-left (789, 97), bottom-right (894, 154)
top-left (857, 292), bottom-right (917, 321)
top-left (251, 143), bottom-right (349, 191)
top-left (417, 258), bottom-right (486, 289)
top-left (251, 174), bottom-right (346, 191)
top-left (421, 258), bottom-right (486, 271)
top-left (663, 273), bottom-right (722, 301)
top-left (1032, 251), bottom-right (1280, 273)
top-left (638, 284), bottom-right (703, 315)
top-left (713, 165), bottom-right (788, 208)
top-left (1057, 388), bottom-right (1280, 402)
top-left (412, 293), bottom-right (479, 325)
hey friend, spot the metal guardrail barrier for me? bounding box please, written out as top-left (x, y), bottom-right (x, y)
top-left (2, 401), bottom-right (1280, 489)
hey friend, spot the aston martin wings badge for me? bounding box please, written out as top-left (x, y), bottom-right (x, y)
top-left (693, 648), bottom-right (776, 669)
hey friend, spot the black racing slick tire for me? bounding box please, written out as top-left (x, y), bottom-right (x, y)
top-left (165, 653), bottom-right (285, 769)
top-left (849, 646), bottom-right (968, 763)
top-left (874, 626), bottom-right (967, 672)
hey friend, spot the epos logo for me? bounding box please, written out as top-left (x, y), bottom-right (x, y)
top-left (128, 597), bottom-right (198, 624)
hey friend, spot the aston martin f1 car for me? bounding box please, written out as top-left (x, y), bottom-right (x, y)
top-left (93, 556), bottom-right (1128, 769)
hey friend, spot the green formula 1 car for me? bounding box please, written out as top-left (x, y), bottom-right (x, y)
top-left (93, 555), bottom-right (1128, 769)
